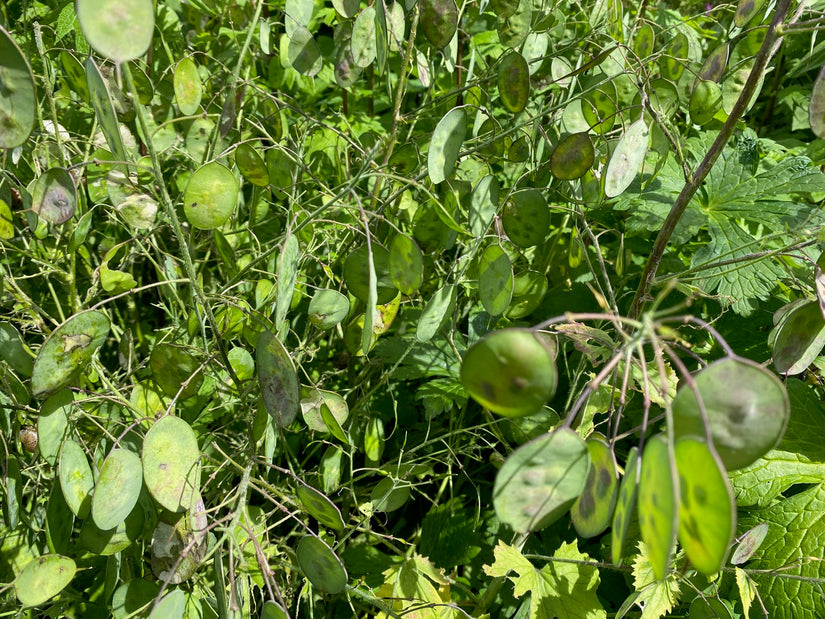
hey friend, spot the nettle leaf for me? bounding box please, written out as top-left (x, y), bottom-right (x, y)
top-left (631, 542), bottom-right (682, 619)
top-left (739, 483), bottom-right (825, 618)
top-left (483, 540), bottom-right (606, 619)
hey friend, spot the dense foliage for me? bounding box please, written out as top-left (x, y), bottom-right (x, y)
top-left (4, 0), bottom-right (825, 617)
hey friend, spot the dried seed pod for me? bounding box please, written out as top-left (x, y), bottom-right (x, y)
top-left (19, 426), bottom-right (38, 453)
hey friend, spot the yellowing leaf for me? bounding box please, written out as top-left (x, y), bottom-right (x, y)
top-left (483, 540), bottom-right (605, 619)
top-left (735, 567), bottom-right (757, 619)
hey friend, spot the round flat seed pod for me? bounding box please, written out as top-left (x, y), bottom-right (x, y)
top-left (428, 107), bottom-right (467, 184)
top-left (297, 484), bottom-right (345, 532)
top-left (0, 322), bottom-right (33, 376)
top-left (505, 270), bottom-right (548, 320)
top-left (257, 330), bottom-right (300, 428)
top-left (611, 446), bottom-right (640, 566)
top-left (672, 357), bottom-right (790, 470)
top-left (502, 189), bottom-right (549, 247)
top-left (674, 436), bottom-right (735, 576)
top-left (148, 589), bottom-right (185, 619)
top-left (633, 23), bottom-right (655, 59)
top-left (351, 7), bottom-right (377, 68)
top-left (659, 31), bottom-right (689, 81)
top-left (420, 0), bottom-right (458, 49)
top-left (689, 598), bottom-right (733, 619)
top-left (112, 579), bottom-right (160, 619)
top-left (371, 477), bottom-right (411, 512)
top-left (59, 439), bottom-right (94, 519)
top-left (604, 119), bottom-right (649, 198)
top-left (60, 51), bottom-right (88, 101)
top-left (417, 284), bottom-right (457, 342)
top-left (183, 162), bottom-right (238, 230)
top-left (0, 27), bottom-right (36, 149)
top-left (76, 0), bottom-right (154, 62)
top-left (772, 299), bottom-right (825, 375)
top-left (14, 554), bottom-right (76, 607)
top-left (389, 234), bottom-right (424, 295)
top-left (730, 522), bottom-right (769, 564)
top-left (333, 0), bottom-right (359, 18)
top-left (262, 602), bottom-right (290, 619)
top-left (32, 310), bottom-right (110, 398)
top-left (571, 434), bottom-right (619, 538)
top-left (490, 0), bottom-right (519, 18)
top-left (479, 244), bottom-right (514, 316)
top-left (550, 133), bottom-right (594, 180)
top-left (638, 434), bottom-right (678, 581)
top-left (235, 142), bottom-right (270, 187)
top-left (142, 415), bottom-right (200, 512)
top-left (92, 449), bottom-right (143, 531)
top-left (308, 289), bottom-right (350, 329)
top-left (39, 391), bottom-right (72, 467)
top-left (149, 343), bottom-right (203, 400)
top-left (498, 51), bottom-right (530, 113)
top-left (150, 517), bottom-right (206, 584)
top-left (735, 0), bottom-right (766, 27)
top-left (582, 86), bottom-right (618, 134)
top-left (698, 43), bottom-right (729, 83)
top-left (31, 168), bottom-right (76, 225)
top-left (690, 80), bottom-right (723, 126)
top-left (296, 536), bottom-right (348, 594)
top-left (461, 328), bottom-right (557, 418)
top-left (493, 428), bottom-right (590, 533)
top-left (288, 27), bottom-right (323, 76)
top-left (46, 483), bottom-right (73, 555)
top-left (469, 175), bottom-right (499, 237)
top-left (343, 244), bottom-right (397, 305)
top-left (174, 57), bottom-right (202, 115)
top-left (300, 387), bottom-right (349, 433)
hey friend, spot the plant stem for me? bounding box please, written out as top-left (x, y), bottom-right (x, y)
top-left (628, 0), bottom-right (793, 319)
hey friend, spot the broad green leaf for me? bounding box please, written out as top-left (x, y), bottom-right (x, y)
top-left (740, 485), bottom-right (825, 619)
top-left (32, 310), bottom-right (110, 398)
top-left (478, 244), bottom-right (513, 316)
top-left (296, 536), bottom-right (348, 594)
top-left (483, 540), bottom-right (606, 619)
top-left (493, 429), bottom-right (589, 532)
top-left (638, 435), bottom-right (678, 581)
top-left (420, 0), bottom-right (458, 49)
top-left (612, 446), bottom-right (640, 565)
top-left (0, 26), bottom-right (36, 148)
top-left (142, 415), bottom-right (200, 512)
top-left (59, 439), bottom-right (94, 519)
top-left (604, 119), bottom-right (649, 198)
top-left (183, 162), bottom-right (238, 230)
top-left (174, 57), bottom-right (202, 115)
top-left (86, 57), bottom-right (129, 162)
top-left (674, 437), bottom-right (735, 576)
top-left (498, 51), bottom-right (529, 113)
top-left (257, 330), bottom-right (300, 428)
top-left (571, 434), bottom-right (618, 538)
top-left (730, 451), bottom-right (825, 508)
top-left (14, 554), bottom-right (76, 607)
top-left (631, 542), bottom-right (682, 619)
top-left (352, 7), bottom-right (377, 68)
top-left (417, 284), bottom-right (456, 342)
top-left (92, 449), bottom-right (143, 530)
top-left (389, 234), bottom-right (424, 295)
top-left (772, 300), bottom-right (825, 375)
top-left (76, 0), bottom-right (153, 62)
top-left (428, 107), bottom-right (467, 185)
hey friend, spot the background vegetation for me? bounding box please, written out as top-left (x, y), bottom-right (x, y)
top-left (3, 0), bottom-right (825, 617)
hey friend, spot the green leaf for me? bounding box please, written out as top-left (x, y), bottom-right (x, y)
top-left (389, 234), bottom-right (424, 295)
top-left (428, 107), bottom-right (467, 185)
top-left (729, 451), bottom-right (825, 508)
top-left (483, 540), bottom-right (606, 619)
top-left (631, 542), bottom-right (682, 619)
top-left (739, 483), bottom-right (825, 618)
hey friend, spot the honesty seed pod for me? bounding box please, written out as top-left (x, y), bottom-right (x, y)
top-left (460, 328), bottom-right (557, 417)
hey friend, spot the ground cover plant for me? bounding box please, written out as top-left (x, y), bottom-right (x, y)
top-left (5, 0), bottom-right (825, 616)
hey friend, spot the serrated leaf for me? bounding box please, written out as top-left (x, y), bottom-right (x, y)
top-left (631, 542), bottom-right (682, 619)
top-left (483, 540), bottom-right (606, 619)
